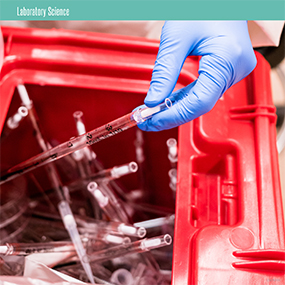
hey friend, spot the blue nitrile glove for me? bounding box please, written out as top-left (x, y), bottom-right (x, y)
top-left (138, 21), bottom-right (257, 131)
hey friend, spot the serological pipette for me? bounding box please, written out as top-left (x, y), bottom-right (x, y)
top-left (67, 162), bottom-right (138, 191)
top-left (76, 216), bottom-right (146, 238)
top-left (6, 106), bottom-right (28, 130)
top-left (168, 168), bottom-right (177, 193)
top-left (90, 162), bottom-right (138, 183)
top-left (0, 98), bottom-right (172, 184)
top-left (81, 232), bottom-right (131, 245)
top-left (83, 234), bottom-right (172, 264)
top-left (166, 138), bottom-right (178, 167)
top-left (72, 110), bottom-right (94, 178)
top-left (0, 241), bottom-right (75, 256)
top-left (58, 200), bottom-right (95, 284)
top-left (134, 215), bottom-right (175, 229)
top-left (134, 129), bottom-right (147, 192)
top-left (0, 106), bottom-right (28, 141)
top-left (89, 181), bottom-right (130, 223)
top-left (87, 181), bottom-right (122, 222)
top-left (17, 85), bottom-right (95, 283)
top-left (0, 235), bottom-right (129, 255)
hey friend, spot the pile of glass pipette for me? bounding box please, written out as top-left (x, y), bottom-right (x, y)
top-left (0, 84), bottom-right (176, 284)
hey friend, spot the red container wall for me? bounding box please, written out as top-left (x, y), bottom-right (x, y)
top-left (173, 52), bottom-right (285, 284)
top-left (0, 27), bottom-right (284, 284)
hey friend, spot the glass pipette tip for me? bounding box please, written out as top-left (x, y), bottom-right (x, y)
top-left (83, 234), bottom-right (172, 264)
top-left (58, 200), bottom-right (95, 284)
top-left (0, 98), bottom-right (172, 185)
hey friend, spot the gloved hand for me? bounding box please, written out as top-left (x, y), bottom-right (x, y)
top-left (138, 21), bottom-right (257, 131)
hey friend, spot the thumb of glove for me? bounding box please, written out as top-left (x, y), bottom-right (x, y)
top-left (144, 23), bottom-right (190, 107)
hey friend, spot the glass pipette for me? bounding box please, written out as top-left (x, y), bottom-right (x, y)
top-left (6, 106), bottom-right (28, 130)
top-left (134, 215), bottom-right (175, 229)
top-left (82, 232), bottom-right (131, 245)
top-left (1, 106), bottom-right (28, 141)
top-left (68, 161), bottom-right (138, 192)
top-left (76, 216), bottom-right (146, 238)
top-left (17, 85), bottom-right (95, 283)
top-left (0, 235), bottom-right (129, 256)
top-left (91, 162), bottom-right (138, 182)
top-left (87, 181), bottom-right (122, 222)
top-left (0, 241), bottom-right (75, 256)
top-left (83, 234), bottom-right (172, 264)
top-left (166, 138), bottom-right (178, 167)
top-left (72, 110), bottom-right (94, 178)
top-left (0, 98), bottom-right (172, 184)
top-left (168, 168), bottom-right (177, 193)
top-left (58, 200), bottom-right (95, 284)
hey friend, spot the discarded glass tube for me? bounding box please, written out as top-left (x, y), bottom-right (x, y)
top-left (58, 200), bottom-right (95, 284)
top-left (1, 99), bottom-right (172, 184)
top-left (134, 215), bottom-right (175, 229)
top-left (97, 181), bottom-right (130, 223)
top-left (90, 162), bottom-right (138, 182)
top-left (168, 168), bottom-right (177, 193)
top-left (83, 234), bottom-right (172, 263)
top-left (72, 110), bottom-right (94, 178)
top-left (6, 106), bottom-right (28, 130)
top-left (76, 216), bottom-right (146, 238)
top-left (87, 181), bottom-right (121, 222)
top-left (0, 241), bottom-right (75, 256)
top-left (166, 138), bottom-right (178, 167)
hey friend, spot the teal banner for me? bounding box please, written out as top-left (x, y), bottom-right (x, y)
top-left (0, 0), bottom-right (284, 20)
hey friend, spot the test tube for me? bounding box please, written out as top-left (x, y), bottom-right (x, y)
top-left (6, 106), bottom-right (28, 130)
top-left (166, 138), bottom-right (178, 167)
top-left (83, 234), bottom-right (172, 264)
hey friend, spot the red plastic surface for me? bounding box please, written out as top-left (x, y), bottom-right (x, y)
top-left (173, 53), bottom-right (285, 284)
top-left (0, 27), bottom-right (284, 284)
